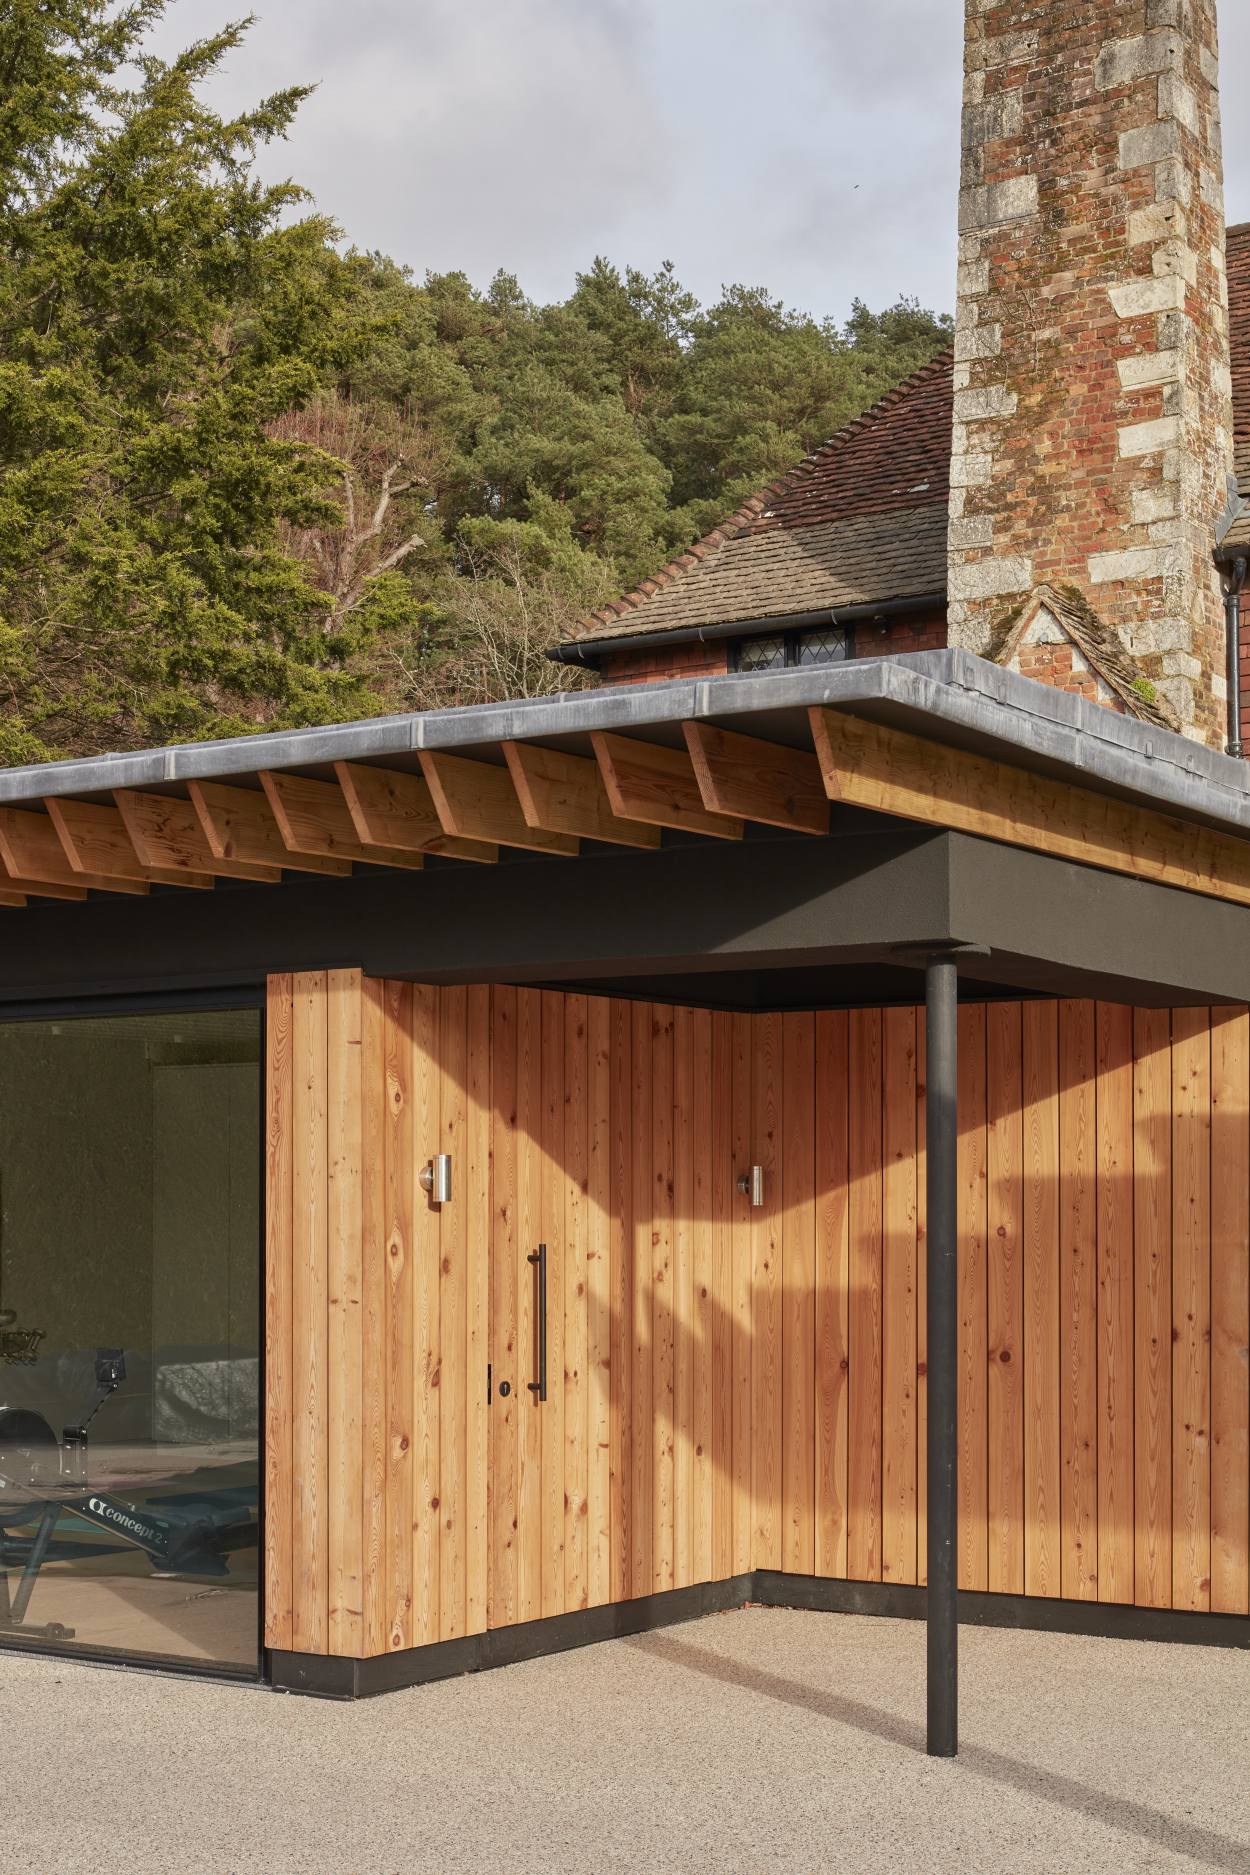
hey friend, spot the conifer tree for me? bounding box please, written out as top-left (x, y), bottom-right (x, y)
top-left (0, 2), bottom-right (373, 760)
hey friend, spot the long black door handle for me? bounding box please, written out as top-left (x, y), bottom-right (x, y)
top-left (527, 1243), bottom-right (548, 1402)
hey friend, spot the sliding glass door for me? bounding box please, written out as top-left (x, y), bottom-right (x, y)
top-left (0, 1005), bottom-right (260, 1670)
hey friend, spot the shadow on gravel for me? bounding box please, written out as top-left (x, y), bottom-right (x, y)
top-left (629, 1630), bottom-right (1250, 1875)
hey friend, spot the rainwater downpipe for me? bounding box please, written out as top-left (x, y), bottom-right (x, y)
top-left (1225, 555), bottom-right (1248, 761)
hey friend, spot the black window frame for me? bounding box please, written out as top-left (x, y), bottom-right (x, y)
top-left (731, 623), bottom-right (853, 673)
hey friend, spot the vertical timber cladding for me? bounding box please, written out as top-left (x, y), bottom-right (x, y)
top-left (265, 976), bottom-right (1250, 1661)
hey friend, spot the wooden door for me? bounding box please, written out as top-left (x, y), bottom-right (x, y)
top-left (486, 987), bottom-right (614, 1630)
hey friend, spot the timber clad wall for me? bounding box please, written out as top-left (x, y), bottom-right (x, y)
top-left (265, 973), bottom-right (1250, 1659)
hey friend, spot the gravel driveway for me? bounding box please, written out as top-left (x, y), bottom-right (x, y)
top-left (5, 1607), bottom-right (1250, 1874)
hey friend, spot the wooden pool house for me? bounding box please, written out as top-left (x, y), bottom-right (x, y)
top-left (0, 652), bottom-right (1248, 1757)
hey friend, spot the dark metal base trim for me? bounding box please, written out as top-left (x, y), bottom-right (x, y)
top-left (754, 1574), bottom-right (1250, 1650)
top-left (266, 1572), bottom-right (1250, 1699)
top-left (267, 1575), bottom-right (754, 1698)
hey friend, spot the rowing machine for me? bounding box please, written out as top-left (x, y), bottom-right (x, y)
top-left (0, 1350), bottom-right (257, 1642)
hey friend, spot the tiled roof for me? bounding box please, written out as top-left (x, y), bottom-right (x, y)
top-left (1223, 222), bottom-right (1250, 551)
top-left (569, 228), bottom-right (1250, 649)
top-left (1229, 222), bottom-right (1250, 490)
top-left (569, 352), bottom-right (953, 645)
top-left (580, 506), bottom-right (947, 640)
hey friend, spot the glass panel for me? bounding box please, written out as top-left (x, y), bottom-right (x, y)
top-left (0, 1008), bottom-right (260, 1670)
top-left (737, 635), bottom-right (786, 671)
top-left (796, 628), bottom-right (850, 666)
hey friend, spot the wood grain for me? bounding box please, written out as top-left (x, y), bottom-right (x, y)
top-left (267, 982), bottom-right (1250, 1656)
top-left (261, 770), bottom-right (424, 870)
top-left (335, 761), bottom-right (495, 864)
top-left (419, 751), bottom-right (578, 856)
top-left (1022, 1002), bottom-right (1061, 1599)
top-left (504, 741), bottom-right (660, 849)
top-left (49, 796), bottom-right (204, 890)
top-left (751, 1011), bottom-right (784, 1571)
top-left (591, 731), bottom-right (744, 840)
top-left (987, 1003), bottom-right (1024, 1596)
top-left (327, 970), bottom-right (364, 1656)
top-left (1172, 1007), bottom-right (1211, 1611)
top-left (1133, 1006), bottom-right (1172, 1610)
top-left (651, 1003), bottom-right (676, 1591)
top-left (810, 705), bottom-right (1250, 911)
top-left (882, 1007), bottom-right (917, 1585)
top-left (1210, 1008), bottom-right (1250, 1615)
top-left (1059, 1000), bottom-right (1098, 1602)
top-left (291, 971), bottom-right (329, 1652)
top-left (0, 804), bottom-right (143, 897)
top-left (1096, 1003), bottom-right (1135, 1606)
top-left (191, 779), bottom-right (347, 877)
top-left (815, 1011), bottom-right (850, 1579)
top-left (684, 721), bottom-right (829, 835)
top-left (957, 1004), bottom-right (988, 1593)
top-left (848, 1007), bottom-right (883, 1582)
top-left (782, 1013), bottom-right (816, 1578)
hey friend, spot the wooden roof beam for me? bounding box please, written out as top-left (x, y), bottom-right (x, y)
top-left (334, 762), bottom-right (496, 865)
top-left (590, 731), bottom-right (744, 841)
top-left (418, 751), bottom-right (578, 856)
top-left (682, 721), bottom-right (830, 835)
top-left (0, 805), bottom-right (121, 899)
top-left (189, 780), bottom-right (350, 878)
top-left (46, 797), bottom-right (209, 891)
top-left (503, 741), bottom-right (660, 849)
top-left (115, 790), bottom-right (275, 885)
top-left (808, 704), bottom-right (1250, 909)
top-left (259, 770), bottom-right (424, 870)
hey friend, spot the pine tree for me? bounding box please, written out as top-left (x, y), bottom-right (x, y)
top-left (0, 2), bottom-right (375, 760)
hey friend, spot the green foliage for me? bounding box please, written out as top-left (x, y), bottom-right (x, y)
top-left (0, 6), bottom-right (953, 760)
top-left (0, 1), bottom-right (379, 759)
top-left (327, 254), bottom-right (950, 625)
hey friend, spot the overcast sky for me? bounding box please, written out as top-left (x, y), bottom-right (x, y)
top-left (152, 1), bottom-right (1250, 325)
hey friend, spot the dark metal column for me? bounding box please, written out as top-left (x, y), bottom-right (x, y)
top-left (925, 951), bottom-right (960, 1758)
top-left (1223, 555), bottom-right (1247, 761)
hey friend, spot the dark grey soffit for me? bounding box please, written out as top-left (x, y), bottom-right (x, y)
top-left (2, 648), bottom-right (1249, 839)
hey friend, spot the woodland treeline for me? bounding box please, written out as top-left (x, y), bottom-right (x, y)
top-left (0, 3), bottom-right (951, 762)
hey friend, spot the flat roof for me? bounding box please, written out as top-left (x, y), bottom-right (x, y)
top-left (2, 648), bottom-right (1247, 840)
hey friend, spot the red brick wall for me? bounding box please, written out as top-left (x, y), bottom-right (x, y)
top-left (600, 640), bottom-right (730, 687)
top-left (1011, 641), bottom-right (1126, 715)
top-left (599, 610), bottom-right (948, 686)
top-left (849, 609), bottom-right (947, 660)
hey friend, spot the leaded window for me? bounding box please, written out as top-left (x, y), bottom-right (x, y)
top-left (733, 625), bottom-right (851, 672)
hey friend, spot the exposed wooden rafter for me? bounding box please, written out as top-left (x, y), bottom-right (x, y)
top-left (683, 721), bottom-right (830, 835)
top-left (259, 771), bottom-right (424, 870)
top-left (590, 731), bottom-right (744, 841)
top-left (0, 805), bottom-right (125, 899)
top-left (115, 790), bottom-right (275, 885)
top-left (502, 741), bottom-right (660, 849)
top-left (418, 751), bottom-right (578, 856)
top-left (46, 797), bottom-right (207, 891)
top-left (809, 706), bottom-right (1250, 909)
top-left (189, 780), bottom-right (349, 878)
top-left (334, 762), bottom-right (497, 865)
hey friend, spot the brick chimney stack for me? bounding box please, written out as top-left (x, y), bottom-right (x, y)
top-left (948, 0), bottom-right (1235, 744)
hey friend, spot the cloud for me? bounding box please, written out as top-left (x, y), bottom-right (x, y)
top-left (146, 0), bottom-right (1250, 321)
top-left (153, 0), bottom-right (675, 291)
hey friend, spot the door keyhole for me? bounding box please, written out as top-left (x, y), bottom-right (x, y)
top-left (498, 1380), bottom-right (511, 1398)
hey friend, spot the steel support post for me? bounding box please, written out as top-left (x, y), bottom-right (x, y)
top-left (925, 951), bottom-right (959, 1758)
